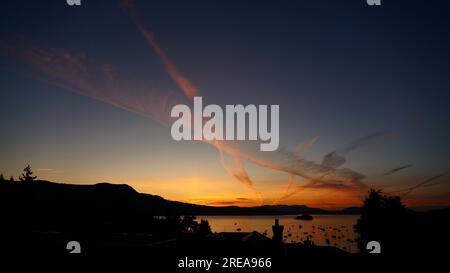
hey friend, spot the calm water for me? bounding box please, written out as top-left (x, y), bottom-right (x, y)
top-left (200, 215), bottom-right (360, 253)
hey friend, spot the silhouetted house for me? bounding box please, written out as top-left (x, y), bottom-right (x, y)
top-left (216, 232), bottom-right (252, 241)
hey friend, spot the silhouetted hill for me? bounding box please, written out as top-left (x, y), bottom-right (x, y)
top-left (0, 180), bottom-right (359, 216)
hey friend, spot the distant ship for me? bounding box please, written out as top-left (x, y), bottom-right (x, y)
top-left (295, 213), bottom-right (313, 220)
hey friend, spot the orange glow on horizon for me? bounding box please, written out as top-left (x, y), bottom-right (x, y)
top-left (123, 177), bottom-right (370, 209)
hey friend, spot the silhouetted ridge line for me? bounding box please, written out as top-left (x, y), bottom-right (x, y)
top-left (0, 180), bottom-right (360, 215)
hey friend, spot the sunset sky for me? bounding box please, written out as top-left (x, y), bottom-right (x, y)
top-left (1, 0), bottom-right (449, 209)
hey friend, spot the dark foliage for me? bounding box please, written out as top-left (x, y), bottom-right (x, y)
top-left (355, 189), bottom-right (450, 256)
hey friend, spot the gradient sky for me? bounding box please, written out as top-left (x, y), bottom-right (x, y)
top-left (1, 0), bottom-right (450, 209)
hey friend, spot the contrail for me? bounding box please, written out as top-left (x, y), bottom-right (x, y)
top-left (219, 148), bottom-right (253, 187)
top-left (383, 164), bottom-right (412, 176)
top-left (274, 133), bottom-right (379, 203)
top-left (401, 170), bottom-right (450, 198)
top-left (322, 132), bottom-right (387, 169)
top-left (121, 0), bottom-right (198, 99)
top-left (219, 149), bottom-right (263, 205)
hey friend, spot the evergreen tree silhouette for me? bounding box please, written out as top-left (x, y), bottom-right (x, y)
top-left (9, 176), bottom-right (14, 182)
top-left (0, 173), bottom-right (4, 181)
top-left (197, 219), bottom-right (212, 236)
top-left (19, 164), bottom-right (37, 182)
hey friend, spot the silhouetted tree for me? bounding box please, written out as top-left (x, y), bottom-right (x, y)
top-left (9, 176), bottom-right (14, 182)
top-left (180, 215), bottom-right (198, 233)
top-left (354, 189), bottom-right (406, 254)
top-left (169, 215), bottom-right (212, 236)
top-left (0, 173), bottom-right (4, 181)
top-left (196, 219), bottom-right (212, 236)
top-left (19, 165), bottom-right (37, 182)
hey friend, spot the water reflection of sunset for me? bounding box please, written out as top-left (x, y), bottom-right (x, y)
top-left (203, 215), bottom-right (359, 253)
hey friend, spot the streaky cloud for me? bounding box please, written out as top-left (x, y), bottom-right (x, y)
top-left (121, 0), bottom-right (199, 99)
top-left (383, 164), bottom-right (413, 176)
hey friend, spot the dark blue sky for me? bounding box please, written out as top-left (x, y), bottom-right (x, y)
top-left (1, 0), bottom-right (449, 208)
